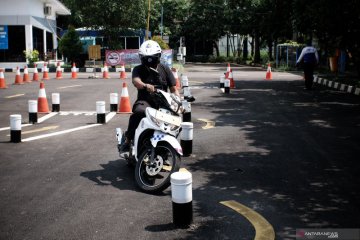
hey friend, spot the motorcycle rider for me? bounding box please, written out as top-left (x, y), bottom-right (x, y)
top-left (120, 40), bottom-right (180, 152)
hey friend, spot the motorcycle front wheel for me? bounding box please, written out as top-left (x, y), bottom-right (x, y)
top-left (135, 142), bottom-right (181, 193)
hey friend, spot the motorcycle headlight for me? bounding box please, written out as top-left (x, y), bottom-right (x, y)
top-left (170, 124), bottom-right (180, 131)
top-left (149, 114), bottom-right (161, 127)
top-left (170, 95), bottom-right (182, 113)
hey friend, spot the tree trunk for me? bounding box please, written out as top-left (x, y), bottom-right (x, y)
top-left (254, 31), bottom-right (261, 63)
top-left (250, 35), bottom-right (254, 58)
top-left (243, 36), bottom-right (248, 61)
top-left (267, 40), bottom-right (273, 61)
top-left (213, 41), bottom-right (220, 57)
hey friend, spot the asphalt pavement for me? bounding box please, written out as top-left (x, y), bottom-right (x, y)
top-left (0, 64), bottom-right (359, 240)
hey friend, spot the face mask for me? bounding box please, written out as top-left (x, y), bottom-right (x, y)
top-left (143, 56), bottom-right (160, 68)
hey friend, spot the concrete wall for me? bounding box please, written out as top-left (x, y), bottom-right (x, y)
top-left (0, 0), bottom-right (58, 20)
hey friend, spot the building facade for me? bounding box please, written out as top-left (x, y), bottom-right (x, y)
top-left (0, 0), bottom-right (70, 68)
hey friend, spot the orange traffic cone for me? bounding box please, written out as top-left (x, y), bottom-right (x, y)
top-left (103, 63), bottom-right (110, 79)
top-left (0, 69), bottom-right (8, 89)
top-left (120, 64), bottom-right (127, 79)
top-left (56, 62), bottom-right (62, 79)
top-left (33, 64), bottom-right (39, 81)
top-left (14, 67), bottom-right (23, 85)
top-left (225, 63), bottom-right (231, 79)
top-left (227, 69), bottom-right (235, 88)
top-left (266, 63), bottom-right (272, 80)
top-left (37, 82), bottom-right (50, 113)
top-left (71, 63), bottom-right (77, 79)
top-left (171, 68), bottom-right (181, 89)
top-left (118, 82), bottom-right (132, 113)
top-left (42, 63), bottom-right (49, 80)
top-left (23, 66), bottom-right (31, 83)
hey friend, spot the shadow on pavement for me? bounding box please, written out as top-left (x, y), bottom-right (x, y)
top-left (80, 159), bottom-right (138, 191)
top-left (178, 80), bottom-right (360, 239)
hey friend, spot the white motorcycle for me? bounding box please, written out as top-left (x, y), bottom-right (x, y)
top-left (116, 89), bottom-right (183, 193)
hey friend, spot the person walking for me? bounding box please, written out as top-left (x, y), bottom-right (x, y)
top-left (296, 40), bottom-right (319, 90)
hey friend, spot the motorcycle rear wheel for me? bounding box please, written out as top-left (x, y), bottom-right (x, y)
top-left (135, 142), bottom-right (181, 193)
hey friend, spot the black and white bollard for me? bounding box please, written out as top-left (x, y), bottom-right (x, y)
top-left (171, 171), bottom-right (193, 227)
top-left (180, 122), bottom-right (193, 157)
top-left (182, 100), bottom-right (191, 122)
top-left (96, 101), bottom-right (106, 124)
top-left (181, 75), bottom-right (189, 89)
top-left (181, 75), bottom-right (195, 102)
top-left (182, 75), bottom-right (191, 99)
top-left (220, 75), bottom-right (225, 89)
top-left (10, 114), bottom-right (21, 143)
top-left (110, 93), bottom-right (118, 112)
top-left (224, 79), bottom-right (230, 94)
top-left (28, 100), bottom-right (38, 124)
top-left (52, 93), bottom-right (60, 112)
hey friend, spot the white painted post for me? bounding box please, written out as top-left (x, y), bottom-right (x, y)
top-left (10, 115), bottom-right (22, 143)
top-left (52, 93), bottom-right (60, 112)
top-left (96, 101), bottom-right (106, 124)
top-left (224, 79), bottom-right (231, 94)
top-left (171, 171), bottom-right (193, 227)
top-left (180, 122), bottom-right (193, 157)
top-left (110, 93), bottom-right (118, 112)
top-left (28, 100), bottom-right (38, 124)
top-left (182, 100), bottom-right (191, 122)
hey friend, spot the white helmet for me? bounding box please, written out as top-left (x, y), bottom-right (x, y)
top-left (139, 40), bottom-right (162, 67)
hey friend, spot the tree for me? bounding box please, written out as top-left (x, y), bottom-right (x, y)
top-left (58, 25), bottom-right (83, 63)
top-left (147, 0), bottom-right (190, 49)
top-left (292, 0), bottom-right (360, 75)
top-left (183, 0), bottom-right (227, 57)
top-left (59, 0), bottom-right (146, 49)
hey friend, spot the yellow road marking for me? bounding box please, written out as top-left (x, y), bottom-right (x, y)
top-left (198, 118), bottom-right (215, 129)
top-left (7, 126), bottom-right (58, 136)
top-left (5, 94), bottom-right (25, 99)
top-left (162, 165), bottom-right (172, 171)
top-left (220, 200), bottom-right (275, 240)
top-left (162, 166), bottom-right (189, 173)
top-left (179, 168), bottom-right (190, 173)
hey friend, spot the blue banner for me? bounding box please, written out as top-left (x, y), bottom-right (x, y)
top-left (0, 26), bottom-right (9, 50)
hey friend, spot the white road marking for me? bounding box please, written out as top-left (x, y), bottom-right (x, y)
top-left (21, 112), bottom-right (116, 142)
top-left (4, 94), bottom-right (25, 99)
top-left (57, 85), bottom-right (82, 89)
top-left (22, 124), bottom-right (101, 142)
top-left (0, 113), bottom-right (58, 132)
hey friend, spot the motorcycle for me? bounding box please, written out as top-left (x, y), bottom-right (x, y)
top-left (116, 88), bottom-right (183, 193)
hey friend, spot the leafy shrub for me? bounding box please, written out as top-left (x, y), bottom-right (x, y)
top-left (23, 50), bottom-right (39, 65)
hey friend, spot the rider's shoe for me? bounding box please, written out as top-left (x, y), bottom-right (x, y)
top-left (185, 95), bottom-right (196, 102)
top-left (119, 141), bottom-right (130, 152)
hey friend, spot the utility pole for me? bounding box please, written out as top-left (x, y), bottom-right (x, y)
top-left (146, 0), bottom-right (151, 40)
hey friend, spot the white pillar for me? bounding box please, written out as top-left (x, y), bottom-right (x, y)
top-left (53, 32), bottom-right (58, 61)
top-left (43, 29), bottom-right (47, 58)
top-left (25, 25), bottom-right (33, 59)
